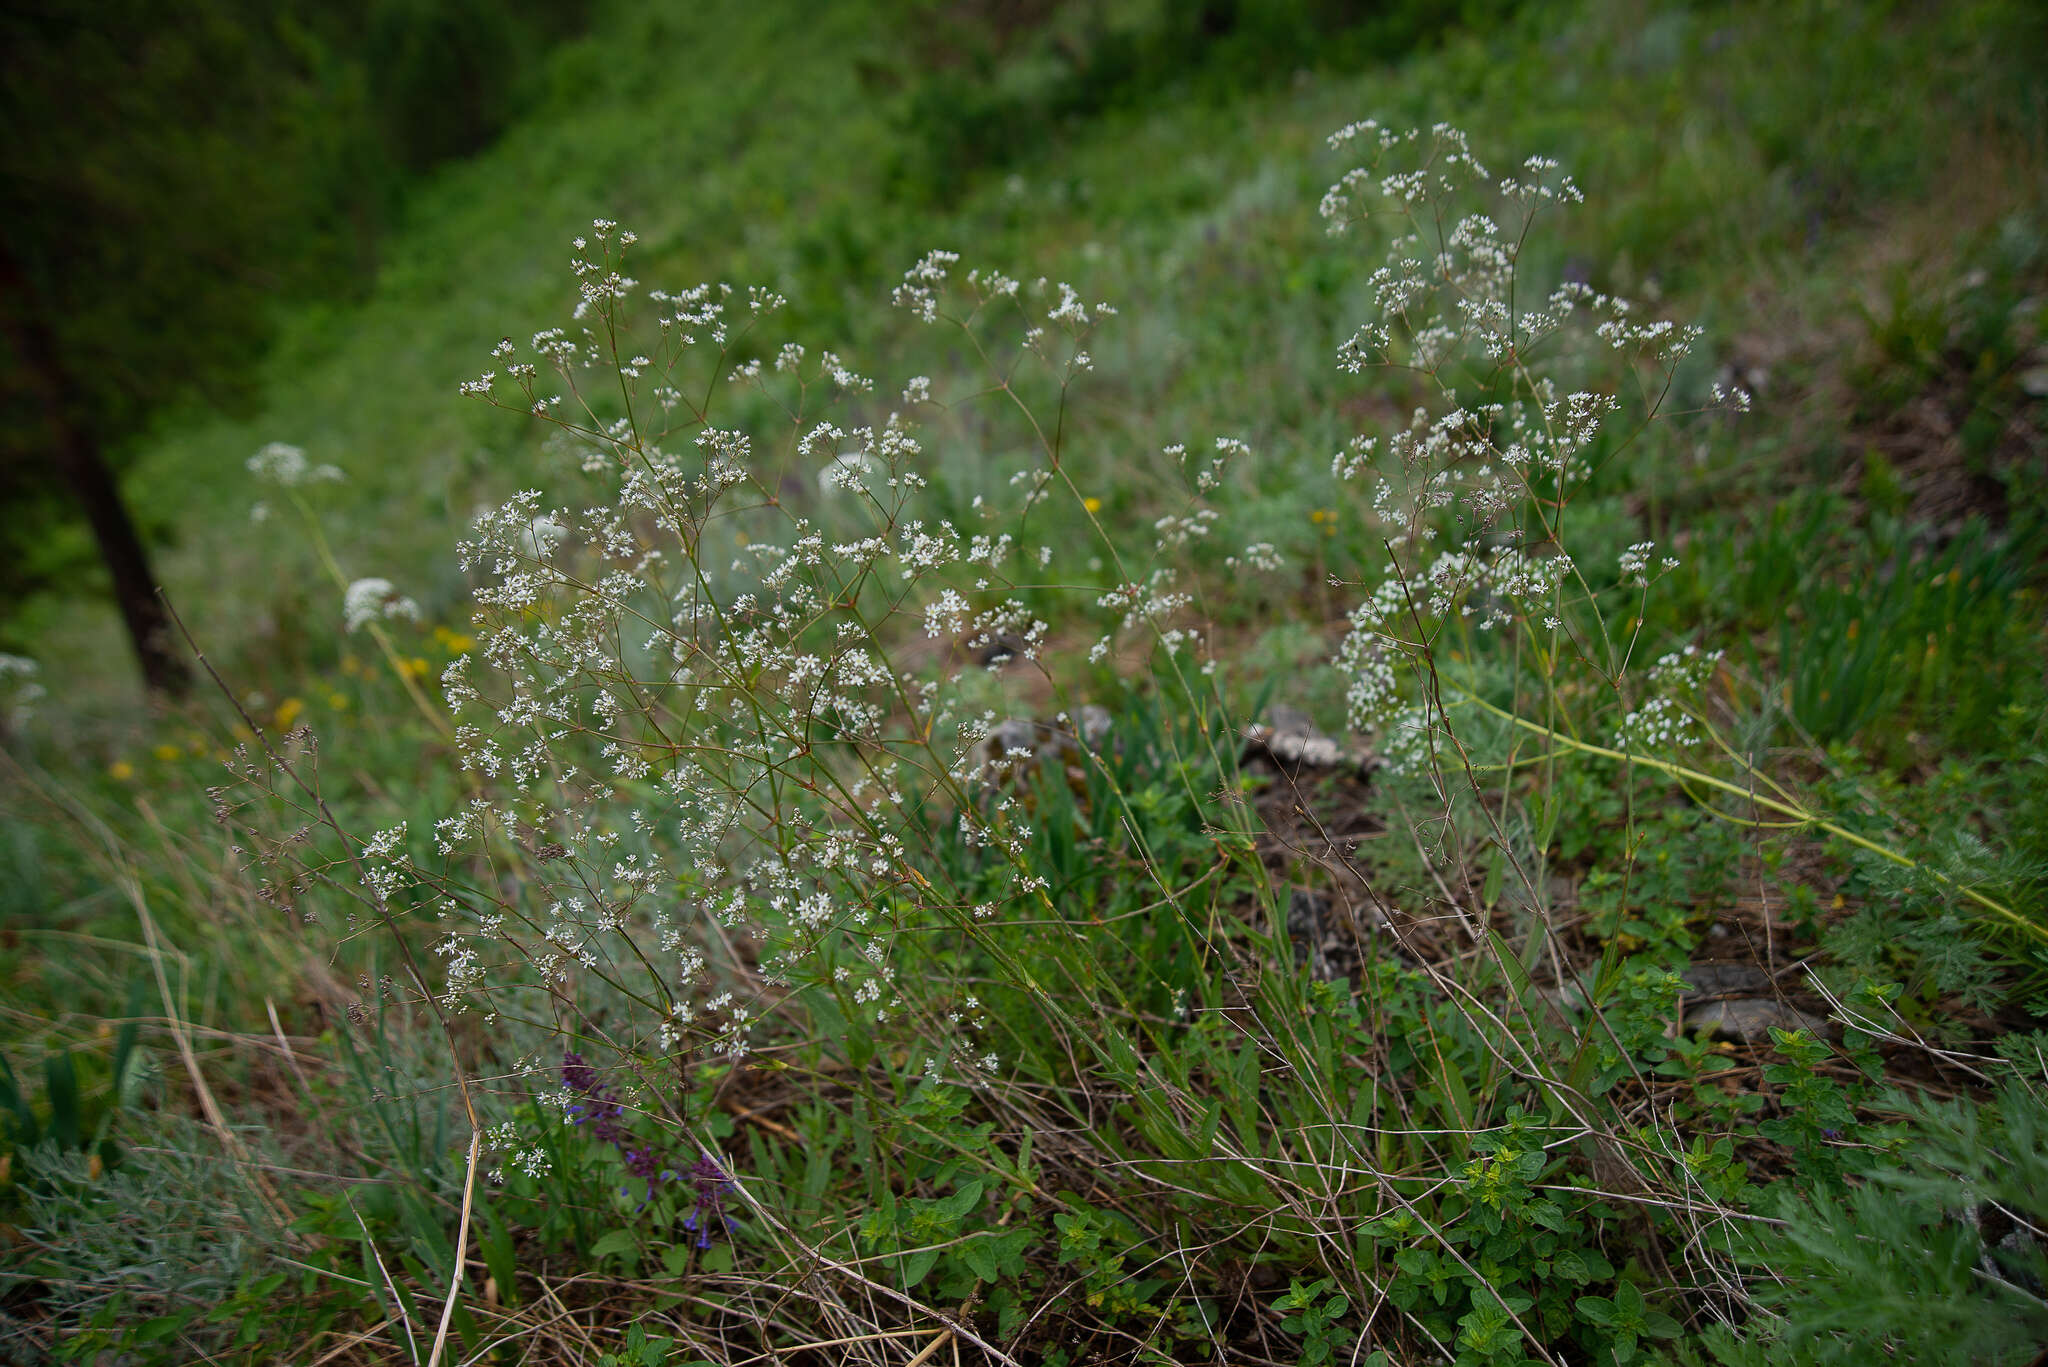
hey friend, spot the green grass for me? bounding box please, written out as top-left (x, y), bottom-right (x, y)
top-left (4, 0), bottom-right (2048, 1362)
top-left (16, 0), bottom-right (2033, 718)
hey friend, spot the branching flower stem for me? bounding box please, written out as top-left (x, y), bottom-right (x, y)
top-left (284, 489), bottom-right (453, 741)
top-left (1450, 687), bottom-right (2043, 945)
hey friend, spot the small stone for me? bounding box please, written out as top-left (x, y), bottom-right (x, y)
top-left (974, 718), bottom-right (1052, 780)
top-left (1285, 889), bottom-right (1327, 945)
top-left (988, 718), bottom-right (1042, 755)
top-left (1680, 962), bottom-right (1772, 997)
top-left (975, 633), bottom-right (1029, 667)
top-left (1281, 890), bottom-right (1334, 979)
top-left (1684, 998), bottom-right (1831, 1043)
top-left (1243, 705), bottom-right (1358, 769)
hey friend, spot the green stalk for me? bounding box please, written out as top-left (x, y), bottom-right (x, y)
top-left (1451, 687), bottom-right (2043, 946)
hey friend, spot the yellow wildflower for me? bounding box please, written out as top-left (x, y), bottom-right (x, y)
top-left (275, 697), bottom-right (305, 729)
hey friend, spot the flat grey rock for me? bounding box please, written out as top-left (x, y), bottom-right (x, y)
top-left (1680, 962), bottom-right (1773, 997)
top-left (1281, 889), bottom-right (1334, 980)
top-left (1685, 998), bottom-right (1831, 1042)
top-left (1243, 705), bottom-right (1354, 769)
top-left (974, 711), bottom-right (1114, 780)
top-left (988, 718), bottom-right (1044, 754)
top-left (1285, 889), bottom-right (1327, 945)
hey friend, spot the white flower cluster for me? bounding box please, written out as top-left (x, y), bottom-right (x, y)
top-left (246, 442), bottom-right (344, 488)
top-left (1613, 648), bottom-right (1723, 753)
top-left (0, 654), bottom-right (44, 731)
top-left (1320, 122), bottom-right (1723, 744)
top-left (1226, 542), bottom-right (1283, 573)
top-left (1614, 695), bottom-right (1702, 752)
top-left (1376, 704), bottom-right (1439, 777)
top-left (1618, 540), bottom-right (1680, 589)
top-left (892, 249), bottom-right (960, 323)
top-left (359, 821), bottom-right (411, 909)
top-left (422, 222), bottom-right (1179, 1095)
top-left (342, 578), bottom-right (420, 634)
top-left (1335, 544), bottom-right (1574, 733)
top-left (1648, 645), bottom-right (1723, 692)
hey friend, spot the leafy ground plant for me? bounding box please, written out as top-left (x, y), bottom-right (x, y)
top-left (8, 21), bottom-right (2048, 1352)
top-left (197, 119), bottom-right (1933, 1366)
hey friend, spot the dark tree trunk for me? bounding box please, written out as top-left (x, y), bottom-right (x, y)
top-left (0, 239), bottom-right (188, 695)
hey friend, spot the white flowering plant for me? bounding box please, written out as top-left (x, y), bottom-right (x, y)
top-left (193, 121), bottom-right (2045, 1367)
top-left (194, 209), bottom-right (1296, 1350)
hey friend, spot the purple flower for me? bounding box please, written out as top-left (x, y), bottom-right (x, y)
top-left (681, 1153), bottom-right (738, 1250)
top-left (560, 1051), bottom-right (674, 1210)
top-left (559, 1051), bottom-right (601, 1095)
top-left (621, 1143), bottom-right (673, 1207)
top-left (561, 1051), bottom-right (630, 1147)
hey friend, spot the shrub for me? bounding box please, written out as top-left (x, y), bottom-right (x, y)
top-left (200, 116), bottom-right (2044, 1366)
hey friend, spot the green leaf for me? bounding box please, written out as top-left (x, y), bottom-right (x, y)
top-left (958, 1225), bottom-right (1031, 1283)
top-left (110, 977), bottom-right (148, 1110)
top-left (43, 1050), bottom-right (81, 1150)
top-left (959, 1235), bottom-right (1002, 1284)
top-left (1445, 1053), bottom-right (1478, 1134)
top-left (397, 1187), bottom-right (455, 1282)
top-left (1642, 1309), bottom-right (1683, 1339)
top-left (861, 1187), bottom-right (898, 1244)
top-left (1277, 1276), bottom-right (1332, 1310)
top-left (589, 1229), bottom-right (640, 1263)
top-left (0, 1052), bottom-right (35, 1145)
top-left (902, 1245), bottom-right (939, 1288)
top-left (1576, 1295), bottom-right (1617, 1327)
top-left (936, 1178), bottom-right (984, 1220)
top-left (133, 1314), bottom-right (188, 1344)
top-left (480, 1210), bottom-right (519, 1305)
top-left (1195, 1095), bottom-right (1223, 1156)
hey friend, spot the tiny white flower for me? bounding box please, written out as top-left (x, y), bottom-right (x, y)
top-left (819, 452), bottom-right (876, 496)
top-left (343, 578), bottom-right (421, 633)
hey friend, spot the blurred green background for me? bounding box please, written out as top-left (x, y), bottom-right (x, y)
top-left (6, 0), bottom-right (2041, 734)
